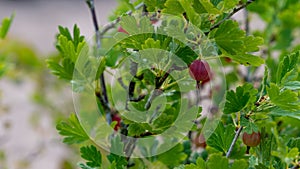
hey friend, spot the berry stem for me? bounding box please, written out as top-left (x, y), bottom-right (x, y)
top-left (196, 81), bottom-right (201, 105)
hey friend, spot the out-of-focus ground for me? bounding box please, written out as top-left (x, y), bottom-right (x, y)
top-left (0, 1), bottom-right (117, 169)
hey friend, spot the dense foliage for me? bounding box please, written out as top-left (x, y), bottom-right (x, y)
top-left (48, 0), bottom-right (300, 168)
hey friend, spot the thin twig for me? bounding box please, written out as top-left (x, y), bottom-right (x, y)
top-left (130, 94), bottom-right (146, 102)
top-left (245, 9), bottom-right (250, 36)
top-left (100, 2), bottom-right (145, 35)
top-left (124, 137), bottom-right (137, 161)
top-left (144, 67), bottom-right (172, 110)
top-left (129, 62), bottom-right (138, 99)
top-left (210, 0), bottom-right (256, 31)
top-left (196, 82), bottom-right (201, 105)
top-left (244, 8), bottom-right (252, 82)
top-left (226, 126), bottom-right (243, 158)
top-left (86, 0), bottom-right (110, 108)
top-left (144, 89), bottom-right (164, 110)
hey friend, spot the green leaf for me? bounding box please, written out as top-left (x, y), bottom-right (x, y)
top-left (163, 0), bottom-right (185, 15)
top-left (57, 24), bottom-right (85, 50)
top-left (57, 35), bottom-right (81, 62)
top-left (209, 20), bottom-right (245, 55)
top-left (244, 36), bottom-right (264, 52)
top-left (185, 157), bottom-right (206, 169)
top-left (229, 54), bottom-right (265, 66)
top-left (284, 81), bottom-right (300, 90)
top-left (231, 159), bottom-right (249, 169)
top-left (49, 25), bottom-right (86, 81)
top-left (192, 0), bottom-right (207, 14)
top-left (267, 83), bottom-right (300, 111)
top-left (0, 13), bottom-right (14, 39)
top-left (221, 0), bottom-right (239, 12)
top-left (195, 157), bottom-right (206, 168)
top-left (255, 128), bottom-right (273, 167)
top-left (269, 107), bottom-right (300, 120)
top-left (247, 1), bottom-right (274, 22)
top-left (178, 0), bottom-right (202, 27)
top-left (287, 138), bottom-right (300, 150)
top-left (174, 165), bottom-right (185, 169)
top-left (56, 113), bottom-right (89, 144)
top-left (47, 59), bottom-right (74, 80)
top-left (152, 113), bottom-right (174, 132)
top-left (164, 20), bottom-right (186, 42)
top-left (276, 51), bottom-right (299, 85)
top-left (149, 161), bottom-right (169, 169)
top-left (199, 0), bottom-right (222, 14)
top-left (107, 154), bottom-right (127, 169)
top-left (157, 143), bottom-right (187, 168)
top-left (144, 0), bottom-right (167, 12)
top-left (78, 163), bottom-right (94, 169)
top-left (106, 135), bottom-right (127, 168)
top-left (209, 20), bottom-right (264, 66)
top-left (141, 38), bottom-right (161, 49)
top-left (255, 163), bottom-right (269, 169)
top-left (80, 145), bottom-right (102, 167)
top-left (95, 57), bottom-right (107, 78)
top-left (206, 123), bottom-right (235, 153)
top-left (206, 153), bottom-right (229, 169)
top-left (119, 15), bottom-right (139, 34)
top-left (279, 3), bottom-right (300, 28)
top-left (273, 28), bottom-right (293, 49)
top-left (121, 0), bottom-right (135, 11)
top-left (110, 134), bottom-right (125, 156)
top-left (286, 147), bottom-right (299, 163)
top-left (224, 83), bottom-right (257, 114)
top-left (240, 116), bottom-right (259, 134)
top-left (174, 46), bottom-right (198, 65)
top-left (127, 123), bottom-right (152, 136)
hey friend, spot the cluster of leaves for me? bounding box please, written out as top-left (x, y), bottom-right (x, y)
top-left (47, 25), bottom-right (85, 81)
top-left (0, 14), bottom-right (14, 77)
top-left (50, 0), bottom-right (300, 169)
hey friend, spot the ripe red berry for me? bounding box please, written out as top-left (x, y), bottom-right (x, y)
top-left (242, 132), bottom-right (261, 147)
top-left (193, 133), bottom-right (206, 148)
top-left (117, 26), bottom-right (128, 34)
top-left (189, 60), bottom-right (211, 83)
top-left (111, 114), bottom-right (121, 131)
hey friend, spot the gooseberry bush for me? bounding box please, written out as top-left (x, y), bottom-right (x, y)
top-left (48, 0), bottom-right (300, 168)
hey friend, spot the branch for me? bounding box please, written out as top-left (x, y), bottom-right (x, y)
top-left (144, 67), bottom-right (173, 110)
top-left (86, 0), bottom-right (110, 109)
top-left (226, 126), bottom-right (243, 158)
top-left (144, 89), bottom-right (164, 110)
top-left (129, 61), bottom-right (138, 99)
top-left (100, 2), bottom-right (145, 35)
top-left (210, 0), bottom-right (256, 31)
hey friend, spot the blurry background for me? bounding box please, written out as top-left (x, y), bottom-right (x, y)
top-left (0, 1), bottom-right (117, 169)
